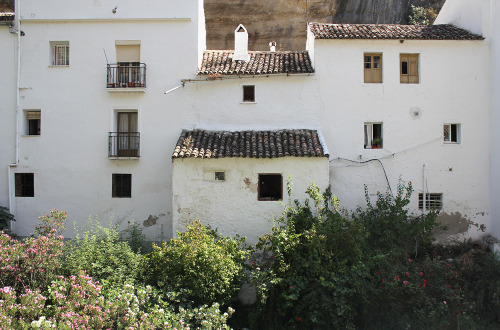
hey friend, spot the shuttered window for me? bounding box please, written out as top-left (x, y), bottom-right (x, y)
top-left (364, 53), bottom-right (382, 83)
top-left (400, 54), bottom-right (419, 83)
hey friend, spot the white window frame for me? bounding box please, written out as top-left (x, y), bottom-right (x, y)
top-left (443, 123), bottom-right (460, 144)
top-left (364, 122), bottom-right (383, 149)
top-left (50, 41), bottom-right (69, 66)
top-left (23, 110), bottom-right (41, 136)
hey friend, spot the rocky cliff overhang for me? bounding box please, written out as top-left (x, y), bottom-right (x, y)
top-left (309, 23), bottom-right (484, 40)
top-left (198, 50), bottom-right (314, 76)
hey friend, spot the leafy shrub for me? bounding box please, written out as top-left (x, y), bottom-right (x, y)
top-left (0, 206), bottom-right (14, 231)
top-left (119, 221), bottom-right (147, 253)
top-left (145, 219), bottom-right (249, 307)
top-left (408, 5), bottom-right (429, 25)
top-left (62, 217), bottom-right (143, 292)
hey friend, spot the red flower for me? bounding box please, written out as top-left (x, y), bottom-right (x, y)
top-left (403, 281), bottom-right (408, 285)
top-left (376, 271), bottom-right (380, 275)
top-left (408, 259), bottom-right (412, 263)
top-left (419, 272), bottom-right (423, 277)
top-left (405, 272), bottom-right (409, 276)
top-left (297, 317), bottom-right (301, 322)
top-left (395, 276), bottom-right (399, 281)
top-left (289, 285), bottom-right (293, 289)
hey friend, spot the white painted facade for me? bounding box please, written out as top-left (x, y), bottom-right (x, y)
top-left (0, 0), bottom-right (496, 243)
top-left (172, 157), bottom-right (329, 244)
top-left (436, 0), bottom-right (499, 240)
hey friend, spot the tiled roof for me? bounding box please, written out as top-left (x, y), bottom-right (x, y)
top-left (0, 12), bottom-right (14, 21)
top-left (172, 129), bottom-right (328, 159)
top-left (198, 51), bottom-right (314, 75)
top-left (308, 23), bottom-right (483, 40)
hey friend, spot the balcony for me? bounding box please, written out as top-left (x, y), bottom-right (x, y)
top-left (106, 63), bottom-right (146, 92)
top-left (109, 132), bottom-right (140, 158)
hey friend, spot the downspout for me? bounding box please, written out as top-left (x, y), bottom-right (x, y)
top-left (8, 0), bottom-right (21, 226)
top-left (422, 164), bottom-right (426, 216)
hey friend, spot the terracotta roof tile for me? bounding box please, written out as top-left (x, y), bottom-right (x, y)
top-left (308, 23), bottom-right (483, 40)
top-left (172, 129), bottom-right (328, 159)
top-left (198, 51), bottom-right (314, 75)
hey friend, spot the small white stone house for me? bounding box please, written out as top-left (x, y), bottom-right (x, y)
top-left (172, 129), bottom-right (329, 244)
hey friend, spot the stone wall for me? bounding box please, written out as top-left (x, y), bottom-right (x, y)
top-left (205, 0), bottom-right (446, 51)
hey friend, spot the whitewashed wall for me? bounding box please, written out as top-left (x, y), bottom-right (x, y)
top-left (310, 37), bottom-right (490, 242)
top-left (172, 157), bottom-right (329, 244)
top-left (0, 23), bottom-right (17, 214)
top-left (10, 0), bottom-right (203, 239)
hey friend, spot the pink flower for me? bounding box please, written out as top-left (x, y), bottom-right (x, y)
top-left (408, 259), bottom-right (412, 263)
top-left (289, 285), bottom-right (293, 289)
top-left (443, 301), bottom-right (447, 304)
top-left (406, 272), bottom-right (409, 276)
top-left (403, 281), bottom-right (408, 285)
top-left (419, 272), bottom-right (423, 276)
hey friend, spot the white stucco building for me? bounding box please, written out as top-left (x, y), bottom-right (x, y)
top-left (0, 0), bottom-right (497, 244)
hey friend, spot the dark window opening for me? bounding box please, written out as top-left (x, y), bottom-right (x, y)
top-left (401, 61), bottom-right (408, 75)
top-left (243, 85), bottom-right (255, 102)
top-left (28, 119), bottom-right (41, 135)
top-left (112, 174), bottom-right (132, 198)
top-left (215, 172), bottom-right (225, 181)
top-left (444, 124), bottom-right (460, 143)
top-left (15, 173), bottom-right (34, 197)
top-left (364, 123), bottom-right (383, 149)
top-left (258, 174), bottom-right (282, 201)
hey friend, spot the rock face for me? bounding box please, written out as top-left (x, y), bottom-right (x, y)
top-left (205, 0), bottom-right (446, 51)
top-left (0, 0), bottom-right (14, 12)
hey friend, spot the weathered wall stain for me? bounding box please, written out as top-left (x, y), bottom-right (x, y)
top-left (143, 213), bottom-right (165, 227)
top-left (244, 177), bottom-right (258, 193)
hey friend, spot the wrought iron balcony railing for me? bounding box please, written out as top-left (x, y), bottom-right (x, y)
top-left (107, 63), bottom-right (146, 88)
top-left (109, 132), bottom-right (140, 157)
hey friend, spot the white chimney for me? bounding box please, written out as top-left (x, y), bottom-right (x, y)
top-left (269, 41), bottom-right (276, 52)
top-left (233, 24), bottom-right (250, 62)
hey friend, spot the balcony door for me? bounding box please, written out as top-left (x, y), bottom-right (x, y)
top-left (117, 112), bottom-right (139, 157)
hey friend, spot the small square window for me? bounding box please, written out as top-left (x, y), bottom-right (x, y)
top-left (214, 171), bottom-right (226, 181)
top-left (419, 193), bottom-right (442, 210)
top-left (400, 54), bottom-right (419, 83)
top-left (364, 53), bottom-right (382, 83)
top-left (15, 173), bottom-right (34, 197)
top-left (243, 85), bottom-right (255, 102)
top-left (50, 41), bottom-right (69, 66)
top-left (112, 174), bottom-right (131, 198)
top-left (25, 111), bottom-right (41, 135)
top-left (444, 124), bottom-right (460, 143)
top-left (258, 174), bottom-right (282, 201)
top-left (364, 123), bottom-right (383, 149)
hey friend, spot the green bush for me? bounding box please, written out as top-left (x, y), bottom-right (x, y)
top-left (144, 219), bottom-right (249, 307)
top-left (0, 206), bottom-right (15, 231)
top-left (61, 218), bottom-right (143, 292)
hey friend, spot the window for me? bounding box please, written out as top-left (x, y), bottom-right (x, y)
top-left (242, 85), bottom-right (255, 102)
top-left (112, 174), bottom-right (131, 198)
top-left (400, 54), bottom-right (419, 83)
top-left (214, 171), bottom-right (226, 181)
top-left (419, 193), bottom-right (442, 210)
top-left (115, 41), bottom-right (142, 87)
top-left (364, 123), bottom-right (383, 149)
top-left (364, 53), bottom-right (382, 83)
top-left (15, 173), bottom-right (34, 197)
top-left (443, 124), bottom-right (460, 143)
top-left (258, 174), bottom-right (282, 201)
top-left (25, 110), bottom-right (41, 135)
top-left (50, 41), bottom-right (69, 66)
top-left (109, 111), bottom-right (140, 157)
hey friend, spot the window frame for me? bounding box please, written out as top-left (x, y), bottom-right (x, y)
top-left (24, 110), bottom-right (41, 136)
top-left (400, 53), bottom-right (419, 84)
top-left (364, 122), bottom-right (383, 149)
top-left (214, 171), bottom-right (226, 181)
top-left (112, 174), bottom-right (132, 198)
top-left (364, 53), bottom-right (383, 83)
top-left (50, 41), bottom-right (69, 66)
top-left (443, 123), bottom-right (460, 144)
top-left (242, 85), bottom-right (255, 103)
top-left (258, 174), bottom-right (283, 201)
top-left (15, 173), bottom-right (34, 197)
top-left (418, 193), bottom-right (443, 210)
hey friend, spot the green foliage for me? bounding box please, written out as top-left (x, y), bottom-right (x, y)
top-left (408, 5), bottom-right (430, 25)
top-left (354, 182), bottom-right (440, 260)
top-left (0, 206), bottom-right (14, 231)
top-left (61, 217), bottom-right (143, 292)
top-left (119, 221), bottom-right (147, 253)
top-left (251, 183), bottom-right (369, 328)
top-left (145, 219), bottom-right (249, 307)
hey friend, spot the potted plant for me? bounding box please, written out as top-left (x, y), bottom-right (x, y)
top-left (372, 138), bottom-right (382, 149)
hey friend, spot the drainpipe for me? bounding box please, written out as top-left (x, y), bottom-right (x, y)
top-left (8, 0), bottom-right (21, 226)
top-left (422, 164), bottom-right (426, 216)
